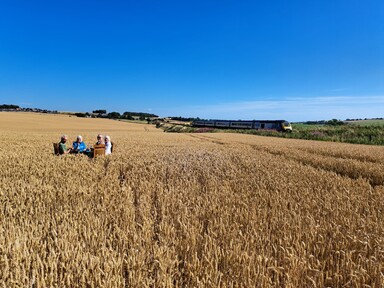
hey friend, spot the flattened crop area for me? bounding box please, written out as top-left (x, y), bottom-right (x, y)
top-left (1, 113), bottom-right (383, 287)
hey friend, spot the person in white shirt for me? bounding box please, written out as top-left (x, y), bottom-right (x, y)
top-left (105, 135), bottom-right (112, 155)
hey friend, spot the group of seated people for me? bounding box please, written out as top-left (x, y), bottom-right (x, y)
top-left (58, 134), bottom-right (112, 156)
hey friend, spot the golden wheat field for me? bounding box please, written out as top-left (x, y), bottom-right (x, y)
top-left (0, 112), bottom-right (383, 287)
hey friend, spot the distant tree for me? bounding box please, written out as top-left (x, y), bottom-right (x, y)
top-left (326, 119), bottom-right (345, 126)
top-left (93, 109), bottom-right (107, 114)
top-left (169, 116), bottom-right (201, 122)
top-left (304, 120), bottom-right (326, 125)
top-left (122, 112), bottom-right (134, 120)
top-left (0, 104), bottom-right (20, 109)
top-left (75, 113), bottom-right (87, 118)
top-left (122, 111), bottom-right (158, 118)
top-left (107, 112), bottom-right (121, 119)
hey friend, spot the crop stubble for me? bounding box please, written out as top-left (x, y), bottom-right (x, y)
top-left (0, 113), bottom-right (383, 287)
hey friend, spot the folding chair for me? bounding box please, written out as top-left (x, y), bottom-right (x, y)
top-left (53, 143), bottom-right (60, 155)
top-left (93, 144), bottom-right (105, 158)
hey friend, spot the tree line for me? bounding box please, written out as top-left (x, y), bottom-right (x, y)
top-left (0, 104), bottom-right (20, 109)
top-left (89, 110), bottom-right (158, 120)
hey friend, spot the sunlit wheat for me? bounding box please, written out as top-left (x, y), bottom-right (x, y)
top-left (0, 112), bottom-right (383, 287)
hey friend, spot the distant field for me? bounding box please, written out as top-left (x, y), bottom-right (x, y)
top-left (293, 119), bottom-right (384, 129)
top-left (346, 119), bottom-right (384, 126)
top-left (1, 112), bottom-right (383, 287)
top-left (235, 122), bottom-right (384, 145)
top-left (162, 120), bottom-right (384, 145)
top-left (117, 118), bottom-right (149, 125)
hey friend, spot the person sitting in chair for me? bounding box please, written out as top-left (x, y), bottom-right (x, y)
top-left (105, 135), bottom-right (112, 155)
top-left (59, 135), bottom-right (71, 155)
top-left (72, 135), bottom-right (87, 153)
top-left (95, 134), bottom-right (104, 145)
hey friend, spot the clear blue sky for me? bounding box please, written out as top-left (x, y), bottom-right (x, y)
top-left (0, 0), bottom-right (383, 121)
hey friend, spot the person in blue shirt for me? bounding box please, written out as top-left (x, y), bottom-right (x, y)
top-left (72, 135), bottom-right (87, 153)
